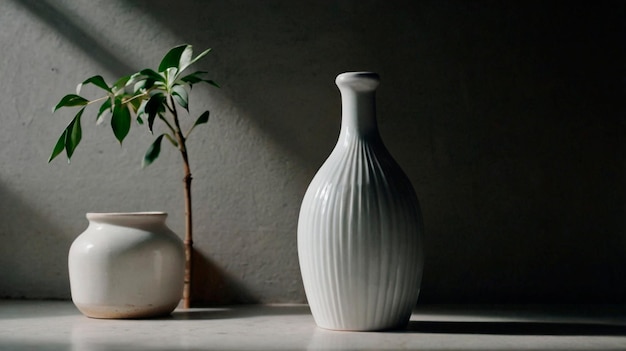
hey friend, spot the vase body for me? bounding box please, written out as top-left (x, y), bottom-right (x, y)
top-left (68, 212), bottom-right (184, 319)
top-left (298, 72), bottom-right (424, 331)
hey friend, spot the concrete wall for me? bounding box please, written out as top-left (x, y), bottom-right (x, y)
top-left (1, 0), bottom-right (624, 304)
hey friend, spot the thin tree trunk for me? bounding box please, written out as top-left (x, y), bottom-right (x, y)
top-left (169, 96), bottom-right (193, 309)
top-left (182, 166), bottom-right (193, 309)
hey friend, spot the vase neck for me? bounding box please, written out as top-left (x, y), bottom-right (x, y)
top-left (336, 72), bottom-right (380, 142)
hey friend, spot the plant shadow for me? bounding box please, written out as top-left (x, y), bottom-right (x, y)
top-left (189, 248), bottom-right (260, 306)
top-left (158, 248), bottom-right (307, 320)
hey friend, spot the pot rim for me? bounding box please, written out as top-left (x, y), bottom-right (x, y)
top-left (86, 211), bottom-right (167, 218)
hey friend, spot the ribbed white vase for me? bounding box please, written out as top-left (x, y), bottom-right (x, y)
top-left (298, 72), bottom-right (424, 331)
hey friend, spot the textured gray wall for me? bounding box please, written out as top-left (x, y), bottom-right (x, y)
top-left (1, 0), bottom-right (624, 304)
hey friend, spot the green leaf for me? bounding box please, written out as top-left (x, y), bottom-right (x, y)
top-left (97, 98), bottom-right (112, 122)
top-left (180, 47), bottom-right (211, 73)
top-left (140, 69), bottom-right (166, 83)
top-left (187, 110), bottom-right (210, 137)
top-left (184, 78), bottom-right (219, 88)
top-left (178, 46), bottom-right (193, 71)
top-left (136, 116), bottom-right (144, 125)
top-left (145, 93), bottom-right (166, 132)
top-left (148, 113), bottom-right (158, 133)
top-left (133, 78), bottom-right (156, 93)
top-left (77, 75), bottom-right (110, 94)
top-left (158, 44), bottom-right (191, 72)
top-left (136, 99), bottom-right (147, 118)
top-left (53, 94), bottom-right (89, 112)
top-left (164, 67), bottom-right (178, 84)
top-left (180, 71), bottom-right (208, 84)
top-left (194, 111), bottom-right (210, 127)
top-left (205, 79), bottom-right (220, 88)
top-left (142, 134), bottom-right (165, 168)
top-left (171, 85), bottom-right (189, 110)
top-left (112, 75), bottom-right (132, 92)
top-left (65, 108), bottom-right (84, 159)
top-left (48, 130), bottom-right (67, 163)
top-left (179, 71), bottom-right (220, 88)
top-left (111, 102), bottom-right (131, 144)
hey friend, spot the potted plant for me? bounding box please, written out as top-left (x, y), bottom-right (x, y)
top-left (50, 44), bottom-right (218, 314)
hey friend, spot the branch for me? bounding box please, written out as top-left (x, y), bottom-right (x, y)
top-left (121, 91), bottom-right (149, 105)
top-left (158, 114), bottom-right (177, 136)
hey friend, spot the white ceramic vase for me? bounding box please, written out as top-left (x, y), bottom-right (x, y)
top-left (298, 72), bottom-right (424, 331)
top-left (68, 212), bottom-right (184, 319)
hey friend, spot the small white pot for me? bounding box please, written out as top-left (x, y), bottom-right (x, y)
top-left (68, 212), bottom-right (184, 319)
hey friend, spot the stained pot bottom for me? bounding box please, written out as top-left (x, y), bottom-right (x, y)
top-left (74, 301), bottom-right (178, 319)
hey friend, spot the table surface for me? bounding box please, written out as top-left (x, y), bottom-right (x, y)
top-left (1, 300), bottom-right (625, 350)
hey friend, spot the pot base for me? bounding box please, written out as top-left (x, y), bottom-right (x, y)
top-left (74, 301), bottom-right (178, 319)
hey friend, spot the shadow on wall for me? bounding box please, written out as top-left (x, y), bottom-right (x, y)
top-left (119, 0), bottom-right (626, 303)
top-left (13, 0), bottom-right (626, 304)
top-left (0, 182), bottom-right (71, 299)
top-left (12, 0), bottom-right (134, 76)
top-left (408, 1), bottom-right (626, 303)
top-left (119, 0), bottom-right (390, 167)
top-left (191, 248), bottom-right (259, 305)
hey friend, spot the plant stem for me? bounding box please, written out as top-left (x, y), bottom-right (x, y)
top-left (120, 91), bottom-right (148, 105)
top-left (181, 147), bottom-right (193, 309)
top-left (169, 96), bottom-right (193, 309)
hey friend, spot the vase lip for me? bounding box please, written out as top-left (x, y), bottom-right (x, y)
top-left (336, 72), bottom-right (380, 91)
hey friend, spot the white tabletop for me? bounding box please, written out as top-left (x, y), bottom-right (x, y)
top-left (1, 300), bottom-right (625, 350)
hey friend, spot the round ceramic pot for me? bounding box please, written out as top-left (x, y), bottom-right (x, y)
top-left (68, 212), bottom-right (184, 319)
